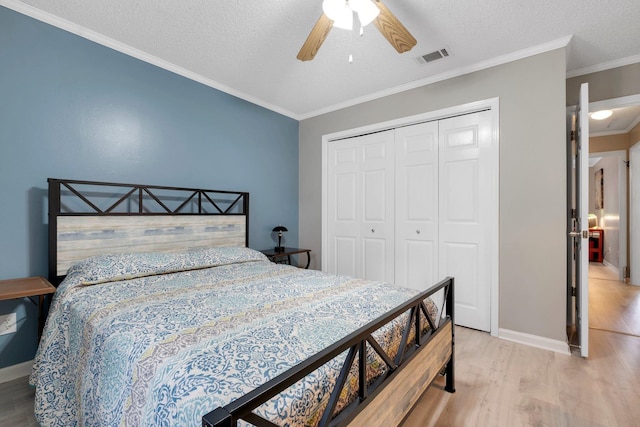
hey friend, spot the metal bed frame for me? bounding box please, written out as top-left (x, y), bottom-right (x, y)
top-left (46, 178), bottom-right (455, 427)
top-left (48, 178), bottom-right (249, 285)
top-left (203, 278), bottom-right (455, 427)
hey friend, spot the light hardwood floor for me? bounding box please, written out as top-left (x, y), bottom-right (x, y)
top-left (402, 326), bottom-right (640, 427)
top-left (403, 263), bottom-right (640, 427)
top-left (3, 265), bottom-right (639, 427)
top-left (0, 375), bottom-right (37, 427)
top-left (589, 263), bottom-right (640, 336)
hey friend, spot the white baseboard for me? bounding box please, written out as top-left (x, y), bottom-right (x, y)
top-left (498, 329), bottom-right (570, 355)
top-left (602, 259), bottom-right (620, 277)
top-left (0, 359), bottom-right (33, 384)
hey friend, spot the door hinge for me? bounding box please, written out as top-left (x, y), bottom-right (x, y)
top-left (571, 287), bottom-right (576, 296)
top-left (570, 130), bottom-right (576, 141)
top-left (571, 209), bottom-right (577, 219)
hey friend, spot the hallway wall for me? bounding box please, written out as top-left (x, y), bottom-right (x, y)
top-left (589, 156), bottom-right (620, 269)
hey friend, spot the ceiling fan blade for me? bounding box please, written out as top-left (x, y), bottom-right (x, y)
top-left (373, 1), bottom-right (417, 54)
top-left (297, 14), bottom-right (333, 61)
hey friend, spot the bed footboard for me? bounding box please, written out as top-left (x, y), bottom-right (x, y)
top-left (202, 277), bottom-right (455, 427)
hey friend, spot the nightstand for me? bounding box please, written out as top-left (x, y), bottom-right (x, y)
top-left (260, 247), bottom-right (311, 269)
top-left (588, 228), bottom-right (604, 263)
top-left (0, 276), bottom-right (56, 340)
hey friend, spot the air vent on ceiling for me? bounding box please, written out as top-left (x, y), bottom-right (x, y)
top-left (416, 48), bottom-right (450, 64)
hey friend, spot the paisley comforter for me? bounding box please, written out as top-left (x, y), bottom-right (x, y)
top-left (30, 247), bottom-right (434, 427)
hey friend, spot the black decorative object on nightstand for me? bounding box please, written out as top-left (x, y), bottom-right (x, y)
top-left (260, 247), bottom-right (311, 269)
top-left (272, 225), bottom-right (288, 253)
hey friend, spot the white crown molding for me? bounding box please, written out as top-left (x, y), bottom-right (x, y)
top-left (590, 129), bottom-right (631, 138)
top-left (9, 0), bottom-right (636, 122)
top-left (590, 94), bottom-right (640, 110)
top-left (566, 53), bottom-right (640, 79)
top-left (627, 112), bottom-right (640, 133)
top-left (0, 359), bottom-right (33, 384)
top-left (298, 35), bottom-right (573, 120)
top-left (0, 0), bottom-right (299, 120)
top-left (498, 329), bottom-right (571, 355)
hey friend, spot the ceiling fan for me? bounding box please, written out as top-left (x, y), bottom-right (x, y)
top-left (297, 0), bottom-right (417, 61)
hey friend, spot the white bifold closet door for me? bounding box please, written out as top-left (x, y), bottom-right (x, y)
top-left (395, 121), bottom-right (440, 290)
top-left (438, 111), bottom-right (492, 332)
top-left (327, 130), bottom-right (395, 283)
top-left (326, 110), bottom-right (493, 332)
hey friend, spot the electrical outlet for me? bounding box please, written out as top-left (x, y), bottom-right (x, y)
top-left (0, 313), bottom-right (17, 336)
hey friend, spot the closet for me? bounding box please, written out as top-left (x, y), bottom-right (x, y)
top-left (325, 109), bottom-right (495, 332)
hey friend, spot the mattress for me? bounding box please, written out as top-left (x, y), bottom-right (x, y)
top-left (30, 247), bottom-right (438, 427)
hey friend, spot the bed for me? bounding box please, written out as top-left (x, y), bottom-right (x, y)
top-left (31, 179), bottom-right (455, 427)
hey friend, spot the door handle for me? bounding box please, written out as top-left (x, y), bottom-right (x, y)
top-left (569, 231), bottom-right (589, 238)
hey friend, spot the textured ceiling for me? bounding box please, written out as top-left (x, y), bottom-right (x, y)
top-left (590, 105), bottom-right (640, 136)
top-left (5, 0), bottom-right (640, 119)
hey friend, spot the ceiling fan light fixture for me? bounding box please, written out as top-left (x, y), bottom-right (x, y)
top-left (352, 0), bottom-right (380, 26)
top-left (297, 0), bottom-right (416, 61)
top-left (591, 110), bottom-right (613, 120)
top-left (333, 8), bottom-right (354, 30)
top-left (323, 0), bottom-right (353, 29)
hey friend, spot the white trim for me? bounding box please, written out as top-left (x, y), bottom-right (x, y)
top-left (0, 359), bottom-right (33, 384)
top-left (589, 94), bottom-right (640, 111)
top-left (1, 0), bottom-right (572, 121)
top-left (630, 141), bottom-right (640, 286)
top-left (566, 54), bottom-right (640, 79)
top-left (490, 101), bottom-right (500, 337)
top-left (590, 129), bottom-right (633, 138)
top-left (322, 98), bottom-right (500, 336)
top-left (0, 0), bottom-right (299, 120)
top-left (603, 259), bottom-right (620, 277)
top-left (301, 37), bottom-right (571, 120)
top-left (498, 329), bottom-right (571, 355)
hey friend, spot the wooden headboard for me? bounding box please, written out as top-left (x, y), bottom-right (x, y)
top-left (48, 179), bottom-right (249, 285)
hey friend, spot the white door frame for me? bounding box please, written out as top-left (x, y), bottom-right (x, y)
top-left (321, 98), bottom-right (500, 336)
top-left (631, 141), bottom-right (640, 285)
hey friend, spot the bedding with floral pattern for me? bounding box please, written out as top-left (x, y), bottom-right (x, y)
top-left (30, 246), bottom-right (437, 427)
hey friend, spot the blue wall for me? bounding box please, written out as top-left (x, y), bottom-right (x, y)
top-left (0, 6), bottom-right (299, 369)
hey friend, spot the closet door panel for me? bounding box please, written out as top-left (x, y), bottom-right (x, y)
top-left (395, 122), bottom-right (439, 290)
top-left (439, 111), bottom-right (492, 331)
top-left (441, 242), bottom-right (479, 308)
top-left (442, 159), bottom-right (480, 225)
top-left (327, 130), bottom-right (394, 282)
top-left (402, 240), bottom-right (436, 287)
top-left (335, 237), bottom-right (357, 277)
top-left (362, 237), bottom-right (388, 281)
top-left (328, 141), bottom-right (360, 276)
top-left (360, 132), bottom-right (395, 282)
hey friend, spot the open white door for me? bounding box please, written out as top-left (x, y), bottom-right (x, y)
top-left (567, 83), bottom-right (589, 357)
top-left (631, 142), bottom-right (640, 286)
